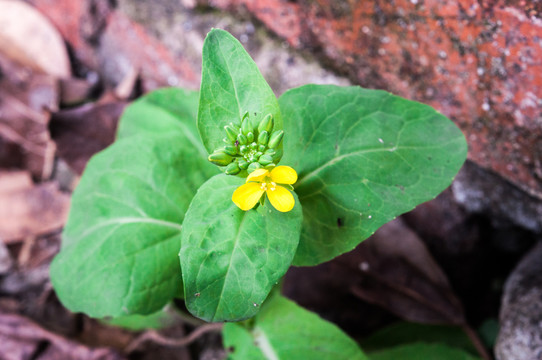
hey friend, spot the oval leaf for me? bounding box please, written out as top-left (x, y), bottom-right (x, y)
top-left (369, 343), bottom-right (481, 360)
top-left (197, 29), bottom-right (282, 154)
top-left (117, 87), bottom-right (206, 160)
top-left (51, 135), bottom-right (218, 318)
top-left (279, 85), bottom-right (467, 266)
top-left (360, 322), bottom-right (479, 356)
top-left (223, 294), bottom-right (368, 360)
top-left (104, 305), bottom-right (181, 331)
top-left (180, 174), bottom-right (302, 322)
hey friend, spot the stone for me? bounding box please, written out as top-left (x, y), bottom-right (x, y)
top-left (115, 0), bottom-right (350, 94)
top-left (496, 241), bottom-right (542, 360)
top-left (453, 161), bottom-right (542, 233)
top-left (202, 0), bottom-right (542, 204)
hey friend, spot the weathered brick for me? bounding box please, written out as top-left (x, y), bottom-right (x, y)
top-left (204, 0), bottom-right (542, 199)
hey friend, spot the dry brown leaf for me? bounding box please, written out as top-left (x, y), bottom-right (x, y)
top-left (284, 217), bottom-right (466, 334)
top-left (0, 312), bottom-right (125, 360)
top-left (50, 101), bottom-right (126, 174)
top-left (349, 218), bottom-right (466, 325)
top-left (0, 171), bottom-right (69, 244)
top-left (0, 53), bottom-right (58, 179)
top-left (59, 77), bottom-right (99, 107)
top-left (0, 0), bottom-right (70, 78)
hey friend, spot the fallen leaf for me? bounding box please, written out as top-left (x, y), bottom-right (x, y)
top-left (348, 218), bottom-right (466, 325)
top-left (284, 218), bottom-right (466, 335)
top-left (50, 101), bottom-right (127, 174)
top-left (0, 0), bottom-right (71, 78)
top-left (59, 77), bottom-right (99, 107)
top-left (0, 53), bottom-right (58, 179)
top-left (0, 312), bottom-right (125, 360)
top-left (0, 171), bottom-right (69, 244)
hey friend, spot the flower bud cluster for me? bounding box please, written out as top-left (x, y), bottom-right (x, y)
top-left (208, 112), bottom-right (284, 175)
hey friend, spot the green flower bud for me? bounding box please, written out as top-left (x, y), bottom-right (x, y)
top-left (208, 150), bottom-right (232, 166)
top-left (258, 144), bottom-right (266, 152)
top-left (264, 148), bottom-right (276, 156)
top-left (225, 161), bottom-right (241, 175)
top-left (271, 148), bottom-right (283, 162)
top-left (255, 151), bottom-right (263, 158)
top-left (247, 162), bottom-right (262, 173)
top-left (239, 145), bottom-right (248, 154)
top-left (249, 142), bottom-right (258, 150)
top-left (237, 133), bottom-right (248, 145)
top-left (258, 114), bottom-right (274, 134)
top-left (268, 130), bottom-right (284, 149)
top-left (258, 154), bottom-right (273, 166)
top-left (238, 158), bottom-right (249, 170)
top-left (241, 110), bottom-right (250, 123)
top-left (257, 130), bottom-right (269, 145)
top-left (224, 145), bottom-right (237, 156)
top-left (224, 125), bottom-right (238, 142)
top-left (229, 122), bottom-right (240, 132)
top-left (241, 116), bottom-right (251, 136)
top-left (247, 132), bottom-right (254, 143)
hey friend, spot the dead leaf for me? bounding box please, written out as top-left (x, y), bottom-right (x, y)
top-left (284, 217), bottom-right (466, 337)
top-left (0, 0), bottom-right (71, 78)
top-left (59, 77), bottom-right (99, 107)
top-left (0, 53), bottom-right (58, 179)
top-left (0, 312), bottom-right (125, 360)
top-left (349, 218), bottom-right (466, 325)
top-left (0, 171), bottom-right (69, 244)
top-left (50, 100), bottom-right (127, 174)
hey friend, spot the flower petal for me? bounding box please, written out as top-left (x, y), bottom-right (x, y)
top-left (246, 168), bottom-right (269, 183)
top-left (232, 183), bottom-right (265, 211)
top-left (267, 185), bottom-right (295, 212)
top-left (270, 166), bottom-right (297, 185)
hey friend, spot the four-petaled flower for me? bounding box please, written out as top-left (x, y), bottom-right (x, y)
top-left (232, 166), bottom-right (297, 212)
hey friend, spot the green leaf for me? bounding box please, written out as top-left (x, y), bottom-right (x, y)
top-left (223, 294), bottom-right (368, 360)
top-left (180, 175), bottom-right (302, 322)
top-left (360, 322), bottom-right (478, 356)
top-left (477, 318), bottom-right (499, 349)
top-left (197, 29), bottom-right (282, 154)
top-left (104, 305), bottom-right (180, 331)
top-left (116, 87), bottom-right (207, 159)
top-left (279, 85), bottom-right (467, 266)
top-left (51, 135), bottom-right (218, 318)
top-left (369, 343), bottom-right (481, 360)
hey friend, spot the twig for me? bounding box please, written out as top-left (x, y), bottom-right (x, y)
top-left (0, 313), bottom-right (116, 359)
top-left (461, 323), bottom-right (493, 360)
top-left (124, 323), bottom-right (223, 353)
top-left (171, 307), bottom-right (207, 328)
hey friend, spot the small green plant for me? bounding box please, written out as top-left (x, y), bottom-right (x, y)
top-left (51, 29), bottom-right (468, 358)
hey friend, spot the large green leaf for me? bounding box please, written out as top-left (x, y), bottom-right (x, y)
top-left (104, 305), bottom-right (181, 331)
top-left (51, 135), bottom-right (218, 318)
top-left (116, 88), bottom-right (207, 159)
top-left (223, 294), bottom-right (368, 360)
top-left (369, 343), bottom-right (481, 360)
top-left (360, 322), bottom-right (478, 355)
top-left (197, 29), bottom-right (282, 154)
top-left (180, 175), bottom-right (302, 322)
top-left (279, 85), bottom-right (467, 266)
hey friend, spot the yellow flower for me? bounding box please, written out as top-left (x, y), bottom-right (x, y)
top-left (232, 166), bottom-right (297, 212)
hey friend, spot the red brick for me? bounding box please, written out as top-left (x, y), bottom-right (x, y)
top-left (206, 0), bottom-right (542, 198)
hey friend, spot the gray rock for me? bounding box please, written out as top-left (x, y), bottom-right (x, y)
top-left (115, 0), bottom-right (350, 94)
top-left (453, 161), bottom-right (542, 234)
top-left (0, 241), bottom-right (13, 274)
top-left (496, 241), bottom-right (542, 360)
